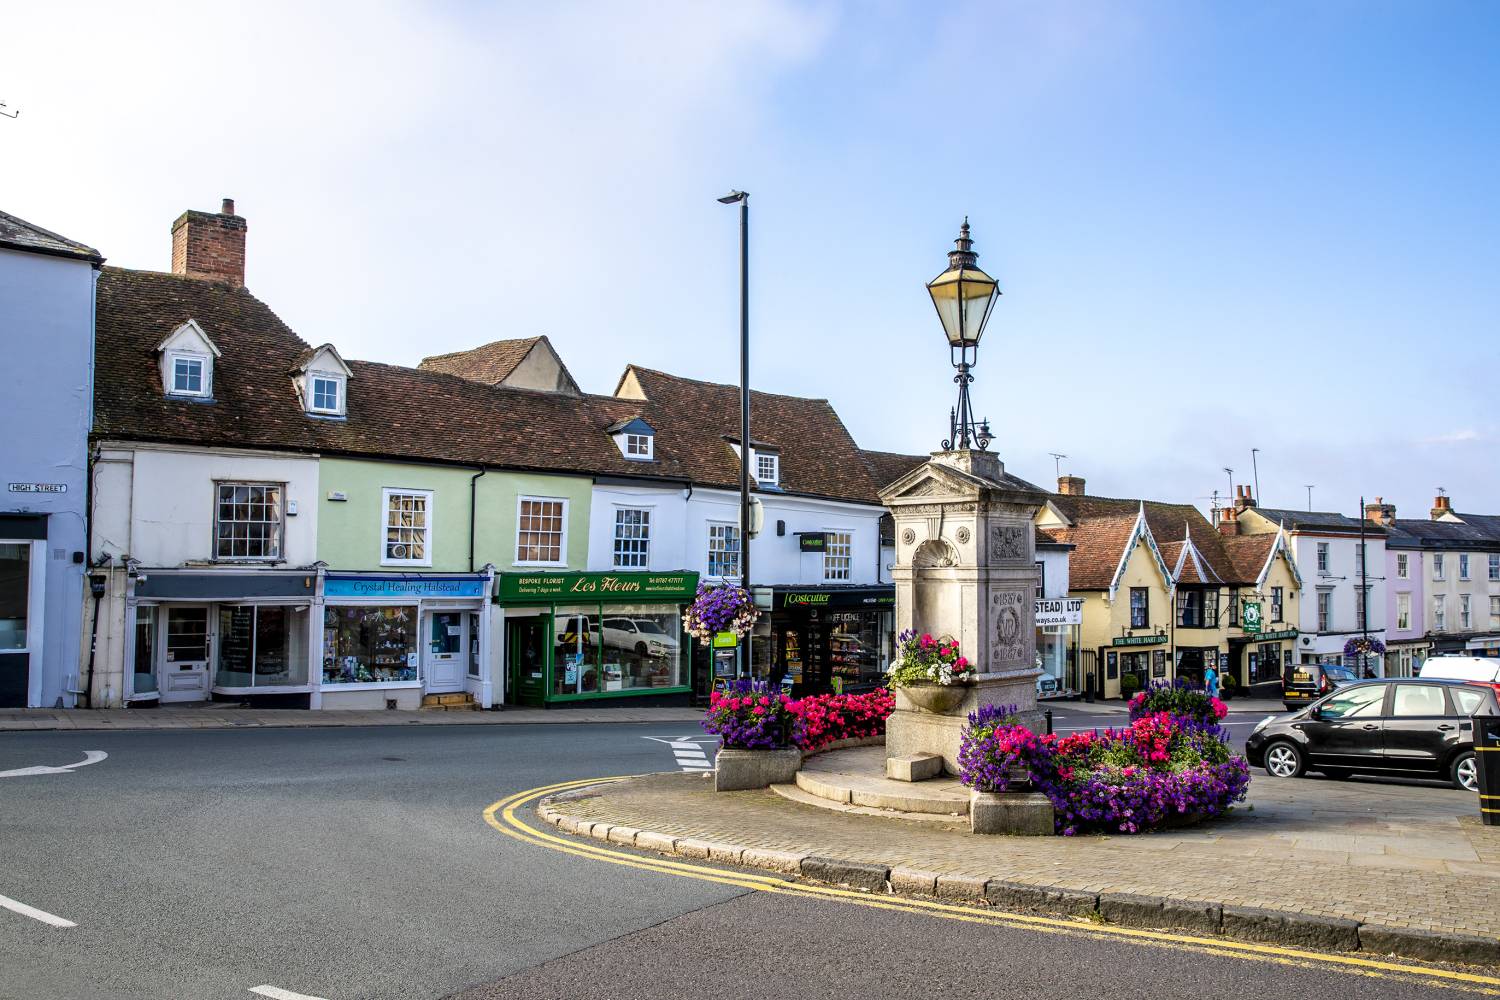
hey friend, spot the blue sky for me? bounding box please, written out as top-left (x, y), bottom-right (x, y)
top-left (5, 2), bottom-right (1497, 518)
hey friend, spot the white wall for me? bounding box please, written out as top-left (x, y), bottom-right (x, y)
top-left (1038, 546), bottom-right (1070, 599)
top-left (586, 483), bottom-right (885, 587)
top-left (93, 443), bottom-right (320, 567)
top-left (1292, 533), bottom-right (1386, 659)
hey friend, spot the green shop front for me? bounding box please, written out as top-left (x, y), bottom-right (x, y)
top-left (497, 571), bottom-right (698, 707)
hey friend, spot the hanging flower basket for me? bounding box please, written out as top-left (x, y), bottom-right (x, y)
top-left (1342, 636), bottom-right (1386, 658)
top-left (683, 583), bottom-right (759, 645)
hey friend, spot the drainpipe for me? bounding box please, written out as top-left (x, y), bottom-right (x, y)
top-left (468, 467), bottom-right (487, 572)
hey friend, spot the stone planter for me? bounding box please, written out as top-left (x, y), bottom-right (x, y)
top-left (714, 747), bottom-right (801, 792)
top-left (900, 682), bottom-right (969, 715)
top-left (970, 789), bottom-right (1055, 836)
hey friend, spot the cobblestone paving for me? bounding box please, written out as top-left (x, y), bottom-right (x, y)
top-left (548, 759), bottom-right (1500, 939)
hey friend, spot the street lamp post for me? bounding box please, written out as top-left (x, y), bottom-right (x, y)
top-left (719, 190), bottom-right (751, 677)
top-left (926, 219), bottom-right (999, 450)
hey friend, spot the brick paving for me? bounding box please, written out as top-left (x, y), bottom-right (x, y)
top-left (542, 752), bottom-right (1500, 941)
top-left (0, 705), bottom-right (702, 731)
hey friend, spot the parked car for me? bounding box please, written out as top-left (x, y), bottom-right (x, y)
top-left (1420, 655), bottom-right (1500, 689)
top-left (1245, 678), bottom-right (1500, 791)
top-left (1280, 662), bottom-right (1358, 710)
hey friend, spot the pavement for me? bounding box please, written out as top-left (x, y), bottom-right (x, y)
top-left (0, 704), bottom-right (703, 731)
top-left (536, 746), bottom-right (1500, 964)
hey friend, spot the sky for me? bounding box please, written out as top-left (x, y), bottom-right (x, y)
top-left (4, 1), bottom-right (1498, 520)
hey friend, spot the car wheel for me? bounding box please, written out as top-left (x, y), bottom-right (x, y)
top-left (1264, 741), bottom-right (1305, 779)
top-left (634, 641), bottom-right (648, 656)
top-left (1452, 751), bottom-right (1479, 792)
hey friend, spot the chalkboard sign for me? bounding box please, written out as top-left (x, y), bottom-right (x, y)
top-left (1106, 651), bottom-right (1118, 679)
top-left (218, 606), bottom-right (254, 681)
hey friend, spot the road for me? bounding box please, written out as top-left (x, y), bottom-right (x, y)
top-left (0, 720), bottom-right (1480, 999)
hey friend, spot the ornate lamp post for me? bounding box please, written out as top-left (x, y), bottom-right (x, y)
top-left (926, 219), bottom-right (999, 451)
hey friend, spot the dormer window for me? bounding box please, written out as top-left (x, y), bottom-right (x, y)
top-left (609, 417), bottom-right (656, 461)
top-left (170, 353), bottom-right (208, 396)
top-left (292, 344), bottom-right (352, 419)
top-left (156, 319), bottom-right (221, 401)
top-left (756, 451), bottom-right (779, 485)
top-left (309, 374), bottom-right (344, 415)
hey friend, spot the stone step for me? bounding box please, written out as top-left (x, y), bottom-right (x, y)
top-left (792, 763), bottom-right (970, 816)
top-left (422, 692), bottom-right (474, 708)
top-left (769, 782), bottom-right (967, 823)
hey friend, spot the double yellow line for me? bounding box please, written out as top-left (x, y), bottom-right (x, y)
top-left (485, 778), bottom-right (1500, 994)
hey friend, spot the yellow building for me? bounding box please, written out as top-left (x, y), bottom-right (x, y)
top-left (1036, 476), bottom-right (1301, 699)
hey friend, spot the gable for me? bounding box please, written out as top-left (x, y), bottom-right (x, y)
top-left (155, 318), bottom-right (220, 359)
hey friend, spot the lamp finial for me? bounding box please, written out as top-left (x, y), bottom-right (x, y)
top-left (949, 219), bottom-right (977, 270)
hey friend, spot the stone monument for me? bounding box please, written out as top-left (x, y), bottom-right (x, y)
top-left (879, 448), bottom-right (1049, 775)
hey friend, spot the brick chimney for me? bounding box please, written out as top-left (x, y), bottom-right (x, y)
top-left (1365, 496), bottom-right (1396, 527)
top-left (1057, 475), bottom-right (1086, 496)
top-left (171, 197), bottom-right (246, 286)
top-left (1218, 504), bottom-right (1240, 536)
top-left (1432, 494), bottom-right (1452, 520)
top-left (1233, 485), bottom-right (1256, 511)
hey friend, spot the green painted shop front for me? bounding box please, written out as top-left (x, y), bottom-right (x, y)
top-left (497, 570), bottom-right (699, 707)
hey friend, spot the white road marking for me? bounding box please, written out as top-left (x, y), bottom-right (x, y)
top-left (250, 986), bottom-right (331, 1000)
top-left (0, 893), bottom-right (76, 928)
top-left (0, 750), bottom-right (109, 779)
top-left (644, 735), bottom-right (717, 771)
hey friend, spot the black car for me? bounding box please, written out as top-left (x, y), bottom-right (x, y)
top-left (1246, 678), bottom-right (1499, 791)
top-left (1280, 662), bottom-right (1359, 711)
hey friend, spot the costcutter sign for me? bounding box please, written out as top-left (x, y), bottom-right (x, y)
top-left (324, 576), bottom-right (488, 599)
top-left (1034, 597), bottom-right (1083, 626)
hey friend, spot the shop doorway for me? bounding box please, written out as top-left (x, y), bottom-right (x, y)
top-left (425, 611), bottom-right (467, 694)
top-left (507, 616), bottom-right (548, 707)
top-left (1177, 648), bottom-right (1206, 688)
top-left (160, 606), bottom-right (211, 703)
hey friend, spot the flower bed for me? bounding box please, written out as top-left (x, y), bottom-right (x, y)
top-left (702, 680), bottom-right (796, 749)
top-left (959, 702), bottom-right (1249, 835)
top-left (788, 688), bottom-right (895, 752)
top-left (1128, 680), bottom-right (1228, 727)
top-left (887, 629), bottom-right (973, 688)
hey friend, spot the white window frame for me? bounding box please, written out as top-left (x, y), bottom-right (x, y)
top-left (1397, 592), bottom-right (1411, 631)
top-left (1434, 553), bottom-right (1445, 581)
top-left (1490, 553), bottom-right (1500, 581)
top-left (1434, 595), bottom-right (1446, 631)
top-left (1396, 553), bottom-right (1408, 579)
top-left (380, 488), bottom-right (434, 567)
top-left (611, 506), bottom-right (652, 570)
top-left (515, 495), bottom-right (569, 567)
top-left (167, 350), bottom-right (210, 398)
top-left (1316, 542), bottom-right (1329, 573)
top-left (755, 451), bottom-right (779, 486)
top-left (1491, 594), bottom-right (1500, 626)
top-left (308, 373), bottom-right (346, 416)
top-left (212, 481), bottom-right (285, 562)
top-left (1461, 593), bottom-right (1472, 630)
top-left (1460, 554), bottom-right (1471, 581)
top-left (823, 529), bottom-right (853, 582)
top-left (1316, 589), bottom-right (1333, 632)
top-left (621, 433), bottom-right (653, 460)
top-left (706, 521), bottom-right (741, 581)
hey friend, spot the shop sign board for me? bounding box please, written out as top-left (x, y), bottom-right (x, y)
top-left (798, 533), bottom-right (827, 552)
top-left (497, 571), bottom-right (699, 604)
top-left (1112, 633), bottom-right (1163, 647)
top-left (1241, 601), bottom-right (1263, 634)
top-left (1256, 628), bottom-right (1298, 642)
top-left (325, 575), bottom-right (487, 599)
top-left (776, 587), bottom-right (894, 610)
top-left (1035, 598), bottom-right (1083, 626)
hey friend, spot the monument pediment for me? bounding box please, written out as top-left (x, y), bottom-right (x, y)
top-left (880, 462), bottom-right (989, 505)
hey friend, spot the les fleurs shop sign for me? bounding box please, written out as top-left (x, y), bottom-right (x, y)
top-left (497, 571), bottom-right (700, 604)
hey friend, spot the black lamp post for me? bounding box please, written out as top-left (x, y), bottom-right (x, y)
top-left (927, 218), bottom-right (1000, 451)
top-left (719, 189), bottom-right (751, 677)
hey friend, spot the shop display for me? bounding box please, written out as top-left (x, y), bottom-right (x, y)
top-left (323, 605), bottom-right (418, 684)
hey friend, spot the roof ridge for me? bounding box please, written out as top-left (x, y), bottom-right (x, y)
top-left (628, 363), bottom-right (832, 403)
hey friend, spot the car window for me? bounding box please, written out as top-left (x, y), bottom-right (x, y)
top-left (1318, 684), bottom-right (1386, 719)
top-left (1324, 666), bottom-right (1356, 682)
top-left (1451, 687), bottom-right (1486, 715)
top-left (1391, 684), bottom-right (1447, 717)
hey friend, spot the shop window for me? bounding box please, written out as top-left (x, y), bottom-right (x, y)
top-left (133, 607), bottom-right (158, 696)
top-left (517, 497), bottom-right (567, 565)
top-left (468, 615), bottom-right (481, 678)
top-left (755, 451), bottom-right (779, 486)
top-left (1129, 587), bottom-right (1149, 629)
top-left (323, 606), bottom-right (419, 684)
top-left (382, 489), bottom-right (432, 565)
top-left (0, 542), bottom-right (29, 651)
top-left (707, 522), bottom-right (741, 580)
top-left (553, 606), bottom-right (600, 695)
top-left (215, 605), bottom-right (309, 688)
top-left (168, 351), bottom-right (209, 397)
top-left (214, 482), bottom-right (284, 561)
top-left (827, 611), bottom-right (889, 689)
top-left (601, 605), bottom-right (684, 691)
top-left (1253, 644), bottom-right (1281, 685)
top-left (612, 508), bottom-right (651, 569)
top-left (823, 530), bottom-right (852, 582)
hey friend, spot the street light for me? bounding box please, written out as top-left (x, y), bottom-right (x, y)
top-left (927, 218), bottom-right (999, 450)
top-left (719, 189), bottom-right (751, 678)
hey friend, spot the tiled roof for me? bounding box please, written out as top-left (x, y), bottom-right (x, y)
top-left (1220, 533), bottom-right (1277, 584)
top-left (1388, 517), bottom-right (1500, 549)
top-left (1450, 513), bottom-right (1500, 540)
top-left (92, 268), bottom-right (886, 505)
top-left (861, 449), bottom-right (927, 495)
top-left (619, 366), bottom-right (884, 504)
top-left (1250, 507), bottom-right (1386, 535)
top-left (0, 208), bottom-right (102, 262)
top-left (1046, 493), bottom-right (1266, 590)
top-left (417, 336), bottom-right (542, 384)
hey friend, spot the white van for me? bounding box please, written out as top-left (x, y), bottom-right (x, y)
top-left (1419, 655), bottom-right (1500, 684)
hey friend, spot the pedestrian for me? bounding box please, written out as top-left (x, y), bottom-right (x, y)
top-left (1204, 662), bottom-right (1220, 699)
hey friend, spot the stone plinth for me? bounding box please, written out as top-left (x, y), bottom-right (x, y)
top-left (970, 790), bottom-right (1055, 835)
top-left (715, 747), bottom-right (801, 791)
top-left (886, 673), bottom-right (1041, 777)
